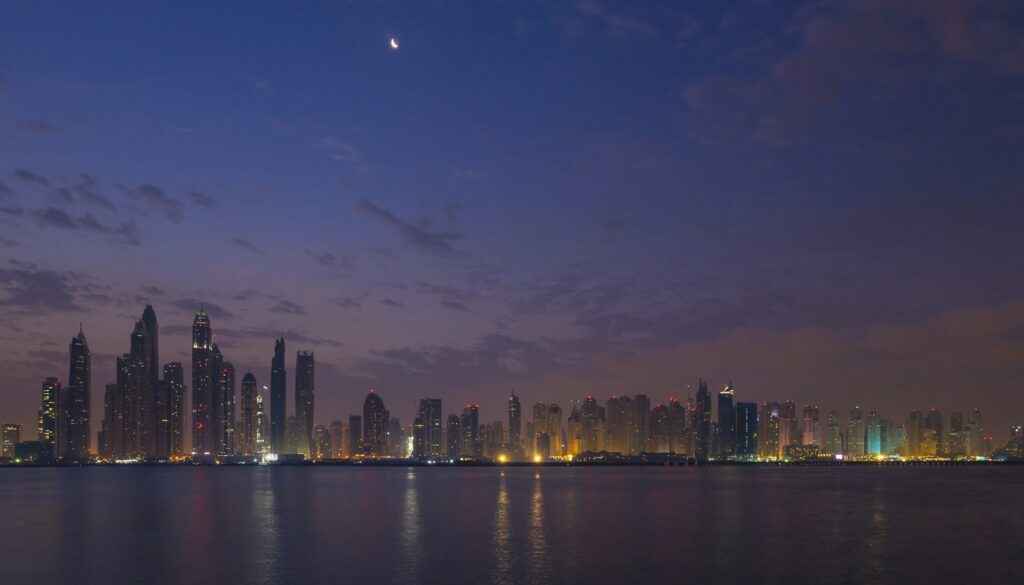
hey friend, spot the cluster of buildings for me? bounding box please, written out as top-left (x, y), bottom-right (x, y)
top-left (1, 304), bottom-right (1019, 464)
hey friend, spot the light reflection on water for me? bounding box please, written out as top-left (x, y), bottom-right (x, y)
top-left (0, 466), bottom-right (1021, 585)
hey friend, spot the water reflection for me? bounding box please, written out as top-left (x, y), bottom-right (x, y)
top-left (249, 470), bottom-right (281, 585)
top-left (526, 471), bottom-right (549, 584)
top-left (865, 483), bottom-right (889, 581)
top-left (490, 471), bottom-right (516, 584)
top-left (394, 469), bottom-right (422, 581)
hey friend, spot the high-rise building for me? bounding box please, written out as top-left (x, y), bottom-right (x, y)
top-left (546, 404), bottom-right (563, 456)
top-left (363, 390), bottom-right (387, 456)
top-left (135, 306), bottom-right (160, 457)
top-left (508, 392), bottom-right (522, 459)
top-left (966, 408), bottom-right (984, 457)
top-left (461, 404), bottom-right (480, 457)
top-left (347, 415), bottom-right (362, 456)
top-left (802, 405), bottom-right (820, 446)
top-left (270, 337), bottom-right (286, 454)
top-left (38, 377), bottom-right (60, 456)
top-left (866, 410), bottom-right (881, 456)
top-left (2, 423), bottom-right (22, 458)
top-left (313, 424), bottom-right (330, 460)
top-left (191, 309), bottom-right (213, 455)
top-left (412, 417), bottom-right (426, 458)
top-left (295, 351), bottom-right (315, 458)
top-left (651, 403), bottom-right (672, 452)
top-left (758, 402), bottom-right (781, 459)
top-left (847, 407), bottom-right (865, 458)
top-left (906, 410), bottom-right (924, 456)
top-left (778, 401), bottom-right (798, 450)
top-left (239, 372), bottom-right (258, 455)
top-left (164, 363), bottom-right (186, 457)
top-left (329, 420), bottom-right (345, 458)
top-left (64, 326), bottom-right (91, 459)
top-left (668, 397), bottom-right (688, 455)
top-left (735, 402), bottom-right (758, 459)
top-left (606, 396), bottom-right (633, 454)
top-left (417, 398), bottom-right (443, 458)
top-left (446, 414), bottom-right (462, 458)
top-left (695, 380), bottom-right (712, 460)
top-left (632, 394), bottom-right (650, 454)
top-left (824, 410), bottom-right (842, 455)
top-left (924, 408), bottom-right (944, 456)
top-left (256, 387), bottom-right (268, 454)
top-left (717, 382), bottom-right (736, 459)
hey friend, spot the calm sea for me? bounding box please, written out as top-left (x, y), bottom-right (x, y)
top-left (1, 466), bottom-right (1022, 584)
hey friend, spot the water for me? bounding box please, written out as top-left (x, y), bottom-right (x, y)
top-left (1, 466), bottom-right (1022, 584)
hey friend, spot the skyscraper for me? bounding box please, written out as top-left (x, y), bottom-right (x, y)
top-left (847, 407), bottom-right (865, 458)
top-left (164, 363), bottom-right (186, 457)
top-left (824, 410), bottom-right (842, 455)
top-left (717, 381), bottom-right (735, 459)
top-left (462, 404), bottom-right (480, 457)
top-left (446, 414), bottom-right (462, 458)
top-left (418, 398), bottom-right (443, 458)
top-left (256, 387), bottom-right (268, 455)
top-left (239, 372), bottom-right (258, 456)
top-left (695, 379), bottom-right (712, 460)
top-left (508, 391), bottom-right (522, 459)
top-left (2, 423), bottom-right (22, 458)
top-left (137, 305), bottom-right (160, 457)
top-left (363, 390), bottom-right (387, 456)
top-left (924, 408), bottom-right (944, 455)
top-left (802, 405), bottom-right (821, 446)
top-left (219, 361), bottom-right (236, 455)
top-left (295, 351), bottom-right (315, 458)
top-left (651, 403), bottom-right (672, 452)
top-left (191, 309), bottom-right (213, 455)
top-left (270, 337), bottom-right (286, 454)
top-left (348, 415), bottom-right (362, 456)
top-left (632, 394), bottom-right (650, 454)
top-left (65, 326), bottom-right (91, 459)
top-left (209, 344), bottom-right (225, 454)
top-left (866, 410), bottom-right (881, 456)
top-left (38, 377), bottom-right (60, 457)
top-left (735, 402), bottom-right (758, 459)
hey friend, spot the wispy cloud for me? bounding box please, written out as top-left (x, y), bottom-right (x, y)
top-left (268, 300), bottom-right (305, 315)
top-left (125, 183), bottom-right (185, 222)
top-left (356, 198), bottom-right (463, 256)
top-left (13, 168), bottom-right (49, 186)
top-left (233, 238), bottom-right (265, 254)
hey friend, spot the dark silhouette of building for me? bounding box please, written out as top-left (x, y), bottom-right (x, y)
top-left (363, 390), bottom-right (387, 456)
top-left (38, 377), bottom-right (60, 457)
top-left (416, 398), bottom-right (442, 458)
top-left (461, 404), bottom-right (480, 457)
top-left (695, 379), bottom-right (712, 461)
top-left (64, 326), bottom-right (91, 459)
top-left (735, 401), bottom-right (758, 459)
top-left (191, 309), bottom-right (213, 455)
top-left (295, 351), bottom-right (315, 457)
top-left (270, 337), bottom-right (286, 454)
top-left (347, 415), bottom-right (361, 456)
top-left (164, 363), bottom-right (186, 457)
top-left (508, 391), bottom-right (522, 459)
top-left (717, 381), bottom-right (735, 459)
top-left (137, 305), bottom-right (160, 457)
top-left (446, 414), bottom-right (462, 459)
top-left (239, 372), bottom-right (258, 456)
top-left (217, 358), bottom-right (235, 454)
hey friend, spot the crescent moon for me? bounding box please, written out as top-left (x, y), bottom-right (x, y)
top-left (390, 38), bottom-right (399, 50)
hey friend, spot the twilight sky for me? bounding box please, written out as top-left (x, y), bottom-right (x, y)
top-left (2, 1), bottom-right (1024, 448)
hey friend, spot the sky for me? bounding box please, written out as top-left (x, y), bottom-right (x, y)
top-left (2, 1), bottom-right (1024, 449)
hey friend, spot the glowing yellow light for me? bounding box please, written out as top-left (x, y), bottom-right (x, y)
top-left (533, 454), bottom-right (542, 463)
top-left (498, 454), bottom-right (508, 464)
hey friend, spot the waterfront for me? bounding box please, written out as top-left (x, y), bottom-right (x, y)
top-left (1, 466), bottom-right (1022, 584)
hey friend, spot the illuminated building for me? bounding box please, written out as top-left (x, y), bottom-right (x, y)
top-left (578, 395), bottom-right (605, 453)
top-left (239, 372), bottom-right (258, 455)
top-left (270, 337), bottom-right (286, 454)
top-left (218, 359), bottom-right (235, 455)
top-left (461, 404), bottom-right (481, 457)
top-left (735, 402), bottom-right (758, 459)
top-left (758, 402), bottom-right (781, 459)
top-left (802, 405), bottom-right (820, 446)
top-left (363, 390), bottom-right (387, 456)
top-left (717, 381), bottom-right (735, 459)
top-left (847, 407), bottom-right (865, 458)
top-left (605, 396), bottom-right (631, 455)
top-left (925, 408), bottom-right (944, 455)
top-left (966, 409), bottom-right (984, 456)
top-left (824, 410), bottom-right (842, 455)
top-left (64, 326), bottom-right (91, 459)
top-left (1, 423), bottom-right (21, 458)
top-left (866, 411), bottom-right (881, 456)
top-left (38, 377), bottom-right (60, 455)
top-left (255, 387), bottom-right (268, 454)
top-left (531, 402), bottom-right (548, 457)
top-left (191, 309), bottom-right (213, 455)
top-left (784, 444), bottom-right (820, 461)
top-left (285, 416), bottom-right (301, 454)
top-left (546, 404), bottom-right (563, 456)
top-left (446, 414), bottom-right (461, 458)
top-left (778, 401), bottom-right (798, 451)
top-left (163, 363), bottom-right (185, 457)
top-left (695, 380), bottom-right (712, 460)
top-left (295, 351), bottom-right (315, 458)
top-left (651, 404), bottom-right (672, 452)
top-left (329, 420), bottom-right (345, 458)
top-left (98, 383), bottom-right (120, 459)
top-left (508, 392), bottom-right (522, 459)
top-left (412, 417), bottom-right (426, 457)
top-left (632, 394), bottom-right (650, 454)
top-left (418, 398), bottom-right (443, 458)
top-left (313, 424), bottom-right (330, 460)
top-left (947, 411), bottom-right (967, 457)
top-left (669, 397), bottom-right (688, 455)
top-left (906, 410), bottom-right (924, 456)
top-left (134, 306), bottom-right (160, 457)
top-left (387, 417), bottom-right (403, 456)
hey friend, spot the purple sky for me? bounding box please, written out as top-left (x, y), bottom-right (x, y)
top-left (2, 1), bottom-right (1024, 449)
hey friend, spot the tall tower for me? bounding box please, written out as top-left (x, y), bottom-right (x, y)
top-left (38, 377), bottom-right (60, 457)
top-left (138, 305), bottom-right (160, 456)
top-left (362, 390), bottom-right (386, 456)
top-left (218, 359), bottom-right (235, 454)
top-left (695, 379), bottom-right (712, 461)
top-left (735, 402), bottom-right (758, 459)
top-left (239, 372), bottom-right (258, 456)
top-left (256, 386), bottom-right (268, 455)
top-left (508, 391), bottom-right (522, 459)
top-left (270, 338), bottom-right (286, 454)
top-left (717, 381), bottom-right (735, 459)
top-left (65, 326), bottom-right (91, 459)
top-left (295, 351), bottom-right (315, 457)
top-left (164, 363), bottom-right (186, 457)
top-left (418, 397), bottom-right (443, 458)
top-left (191, 309), bottom-right (213, 455)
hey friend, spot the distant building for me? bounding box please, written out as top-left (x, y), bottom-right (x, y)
top-left (363, 391), bottom-right (387, 456)
top-left (270, 338), bottom-right (287, 454)
top-left (695, 380), bottom-right (712, 460)
top-left (38, 377), bottom-right (60, 453)
top-left (329, 420), bottom-right (345, 458)
top-left (418, 398), bottom-right (443, 458)
top-left (717, 382), bottom-right (735, 459)
top-left (347, 415), bottom-right (362, 456)
top-left (824, 410), bottom-right (842, 455)
top-left (191, 309), bottom-right (213, 455)
top-left (295, 351), bottom-right (315, 458)
top-left (461, 404), bottom-right (480, 457)
top-left (313, 424), bottom-right (330, 460)
top-left (64, 326), bottom-right (91, 459)
top-left (2, 423), bottom-right (22, 458)
top-left (164, 362), bottom-right (186, 457)
top-left (847, 407), bottom-right (866, 458)
top-left (446, 414), bottom-right (461, 458)
top-left (239, 373), bottom-right (258, 455)
top-left (735, 402), bottom-right (758, 459)
top-left (507, 392), bottom-right (522, 459)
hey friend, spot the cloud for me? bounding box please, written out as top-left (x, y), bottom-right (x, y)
top-left (30, 207), bottom-right (139, 245)
top-left (168, 298), bottom-right (235, 320)
top-left (142, 286), bottom-right (165, 296)
top-left (17, 119), bottom-right (58, 133)
top-left (13, 168), bottom-right (49, 186)
top-left (380, 298), bottom-right (405, 309)
top-left (334, 296), bottom-right (363, 309)
top-left (74, 175), bottom-right (116, 211)
top-left (574, 0), bottom-right (657, 38)
top-left (268, 300), bottom-right (305, 315)
top-left (0, 263), bottom-right (84, 312)
top-left (0, 234), bottom-right (14, 247)
top-left (305, 249), bottom-right (357, 271)
top-left (188, 191), bottom-right (217, 208)
top-left (441, 300), bottom-right (470, 311)
top-left (232, 238), bottom-right (264, 254)
top-left (125, 183), bottom-right (185, 222)
top-left (0, 181), bottom-right (13, 196)
top-left (356, 198), bottom-right (463, 256)
top-left (317, 137), bottom-right (362, 162)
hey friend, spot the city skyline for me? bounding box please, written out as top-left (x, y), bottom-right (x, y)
top-left (3, 3), bottom-right (1024, 450)
top-left (1, 301), bottom-right (1014, 462)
